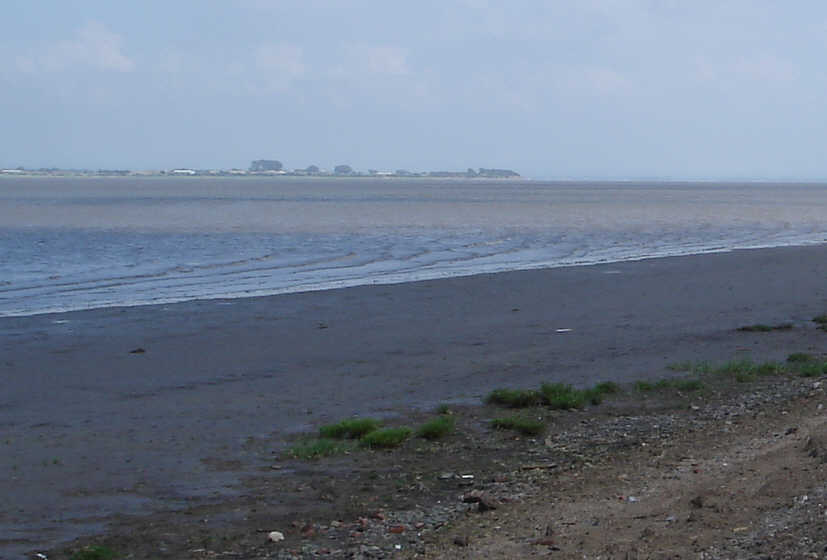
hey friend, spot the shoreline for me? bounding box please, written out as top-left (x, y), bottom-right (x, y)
top-left (5, 241), bottom-right (827, 319)
top-left (4, 243), bottom-right (827, 556)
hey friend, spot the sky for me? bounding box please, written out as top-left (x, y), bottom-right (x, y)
top-left (2, 1), bottom-right (827, 179)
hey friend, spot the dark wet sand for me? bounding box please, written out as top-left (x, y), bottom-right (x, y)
top-left (2, 245), bottom-right (827, 555)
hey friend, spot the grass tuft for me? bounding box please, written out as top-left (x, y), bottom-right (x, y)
top-left (593, 381), bottom-right (621, 394)
top-left (288, 438), bottom-right (350, 460)
top-left (359, 427), bottom-right (412, 449)
top-left (672, 379), bottom-right (705, 391)
top-left (540, 383), bottom-right (587, 409)
top-left (667, 361), bottom-right (693, 372)
top-left (798, 362), bottom-right (827, 378)
top-left (484, 388), bottom-right (545, 408)
top-left (435, 403), bottom-right (451, 415)
top-left (635, 380), bottom-right (655, 392)
top-left (416, 416), bottom-right (455, 440)
top-left (319, 418), bottom-right (381, 439)
top-left (788, 352), bottom-right (814, 363)
top-left (737, 323), bottom-right (793, 332)
top-left (70, 546), bottom-right (118, 560)
top-left (491, 415), bottom-right (545, 436)
top-left (636, 378), bottom-right (704, 392)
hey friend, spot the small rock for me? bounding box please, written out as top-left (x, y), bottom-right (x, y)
top-left (438, 472), bottom-right (455, 480)
top-left (388, 525), bottom-right (405, 534)
top-left (531, 538), bottom-right (556, 546)
top-left (300, 524), bottom-right (315, 538)
top-left (129, 347), bottom-right (146, 354)
top-left (690, 495), bottom-right (704, 509)
top-left (805, 435), bottom-right (827, 462)
top-left (268, 531), bottom-right (285, 543)
top-left (453, 536), bottom-right (470, 547)
top-left (462, 490), bottom-right (498, 511)
top-left (627, 496), bottom-right (639, 503)
top-left (370, 511), bottom-right (386, 520)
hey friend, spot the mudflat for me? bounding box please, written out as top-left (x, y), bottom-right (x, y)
top-left (2, 244), bottom-right (827, 557)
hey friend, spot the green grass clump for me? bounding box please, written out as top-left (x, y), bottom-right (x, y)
top-left (667, 361), bottom-right (693, 372)
top-left (636, 378), bottom-right (703, 392)
top-left (491, 415), bottom-right (545, 436)
top-left (710, 359), bottom-right (783, 381)
top-left (593, 381), bottom-right (621, 394)
top-left (798, 362), bottom-right (827, 378)
top-left (635, 380), bottom-right (655, 392)
top-left (435, 403), bottom-right (451, 415)
top-left (737, 324), bottom-right (773, 332)
top-left (714, 359), bottom-right (756, 375)
top-left (735, 371), bottom-right (756, 383)
top-left (359, 427), bottom-right (412, 449)
top-left (672, 379), bottom-right (704, 391)
top-left (737, 323), bottom-right (793, 332)
top-left (416, 416), bottom-right (455, 440)
top-left (788, 352), bottom-right (814, 363)
top-left (813, 314), bottom-right (827, 325)
top-left (485, 388), bottom-right (545, 408)
top-left (667, 361), bottom-right (713, 374)
top-left (288, 438), bottom-right (350, 460)
top-left (319, 418), bottom-right (381, 439)
top-left (70, 546), bottom-right (118, 560)
top-left (540, 383), bottom-right (587, 409)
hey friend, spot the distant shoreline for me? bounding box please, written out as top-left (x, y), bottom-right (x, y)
top-left (0, 167), bottom-right (522, 180)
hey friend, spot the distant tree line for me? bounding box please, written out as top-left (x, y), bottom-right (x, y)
top-left (247, 160), bottom-right (519, 178)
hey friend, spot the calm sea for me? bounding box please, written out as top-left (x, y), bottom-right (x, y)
top-left (1, 176), bottom-right (825, 317)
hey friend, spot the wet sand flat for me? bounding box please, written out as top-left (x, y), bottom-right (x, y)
top-left (2, 244), bottom-right (827, 555)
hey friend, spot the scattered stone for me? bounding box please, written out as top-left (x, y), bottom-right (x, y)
top-left (438, 472), bottom-right (455, 480)
top-left (531, 538), bottom-right (556, 546)
top-left (388, 525), bottom-right (405, 534)
top-left (300, 524), bottom-right (315, 538)
top-left (453, 536), bottom-right (470, 547)
top-left (690, 495), bottom-right (704, 509)
top-left (267, 531), bottom-right (285, 543)
top-left (462, 490), bottom-right (498, 511)
top-left (804, 435), bottom-right (827, 462)
top-left (129, 347), bottom-right (146, 354)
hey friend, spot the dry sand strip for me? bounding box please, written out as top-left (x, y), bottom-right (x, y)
top-left (416, 386), bottom-right (827, 559)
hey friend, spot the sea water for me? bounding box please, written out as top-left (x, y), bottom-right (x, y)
top-left (1, 176), bottom-right (825, 317)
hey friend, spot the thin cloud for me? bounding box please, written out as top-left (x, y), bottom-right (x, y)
top-left (16, 21), bottom-right (134, 74)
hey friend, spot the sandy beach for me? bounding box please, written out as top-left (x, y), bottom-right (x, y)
top-left (3, 244), bottom-right (827, 557)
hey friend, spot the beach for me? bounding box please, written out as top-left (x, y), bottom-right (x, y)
top-left (3, 244), bottom-right (827, 557)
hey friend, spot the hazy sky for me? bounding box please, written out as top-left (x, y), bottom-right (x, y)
top-left (3, 1), bottom-right (827, 179)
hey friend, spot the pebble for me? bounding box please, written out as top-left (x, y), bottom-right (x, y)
top-left (453, 536), bottom-right (470, 547)
top-left (268, 531), bottom-right (285, 543)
